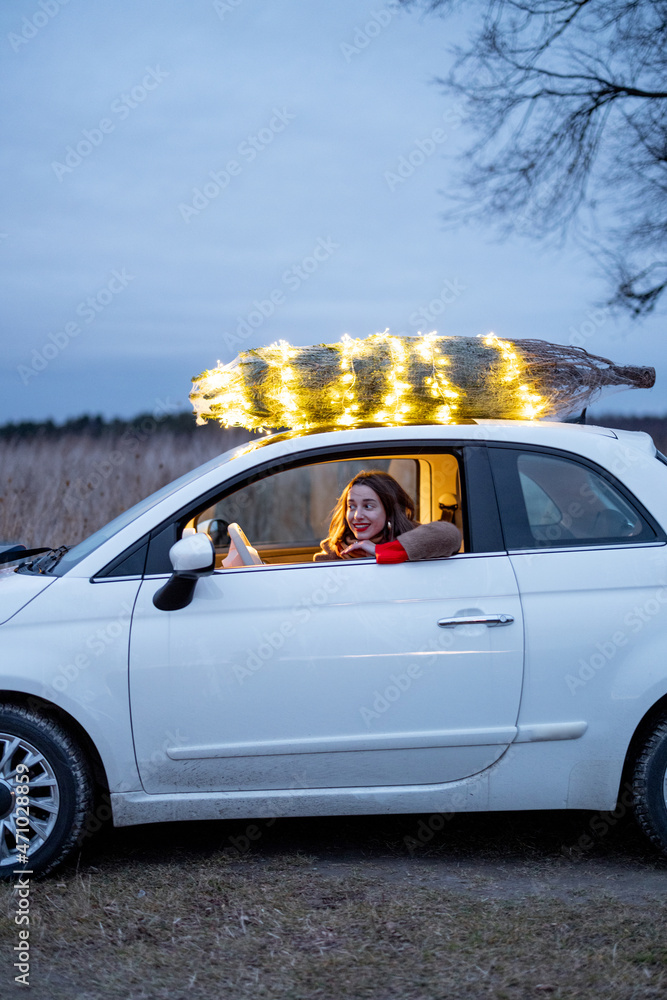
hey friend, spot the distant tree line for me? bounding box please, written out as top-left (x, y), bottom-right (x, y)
top-left (1, 411), bottom-right (665, 446)
top-left (0, 412), bottom-right (215, 440)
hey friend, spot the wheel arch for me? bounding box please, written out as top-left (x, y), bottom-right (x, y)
top-left (621, 691), bottom-right (667, 787)
top-left (0, 689), bottom-right (110, 795)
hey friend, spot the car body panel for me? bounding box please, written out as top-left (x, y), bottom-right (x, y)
top-left (0, 577), bottom-right (141, 791)
top-left (129, 551), bottom-right (524, 792)
top-left (0, 570), bottom-right (55, 625)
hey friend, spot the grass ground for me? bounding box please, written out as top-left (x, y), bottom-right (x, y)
top-left (2, 810), bottom-right (667, 999)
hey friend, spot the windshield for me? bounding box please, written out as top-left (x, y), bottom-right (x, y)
top-left (47, 445), bottom-right (242, 576)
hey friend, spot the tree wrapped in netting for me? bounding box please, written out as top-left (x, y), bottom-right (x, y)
top-left (190, 332), bottom-right (655, 431)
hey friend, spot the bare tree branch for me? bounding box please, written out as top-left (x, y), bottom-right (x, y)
top-left (399, 0), bottom-right (667, 314)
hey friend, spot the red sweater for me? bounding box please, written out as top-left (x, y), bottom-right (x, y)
top-left (375, 539), bottom-right (408, 564)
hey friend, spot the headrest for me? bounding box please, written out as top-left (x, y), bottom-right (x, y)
top-left (438, 492), bottom-right (458, 509)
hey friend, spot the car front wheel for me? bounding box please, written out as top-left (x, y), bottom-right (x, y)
top-left (0, 705), bottom-right (93, 878)
top-left (633, 715), bottom-right (667, 854)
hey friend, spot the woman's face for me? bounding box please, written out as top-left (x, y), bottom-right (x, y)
top-left (345, 484), bottom-right (386, 540)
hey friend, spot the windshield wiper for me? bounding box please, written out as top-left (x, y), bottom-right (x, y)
top-left (32, 545), bottom-right (71, 573)
top-left (0, 546), bottom-right (51, 566)
top-left (11, 545), bottom-right (71, 574)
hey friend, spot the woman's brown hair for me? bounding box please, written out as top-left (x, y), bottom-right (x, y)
top-left (326, 470), bottom-right (416, 556)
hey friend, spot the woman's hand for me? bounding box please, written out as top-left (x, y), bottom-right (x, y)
top-left (341, 539), bottom-right (376, 557)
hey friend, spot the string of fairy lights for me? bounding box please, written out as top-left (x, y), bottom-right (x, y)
top-left (484, 333), bottom-right (545, 421)
top-left (189, 331), bottom-right (554, 432)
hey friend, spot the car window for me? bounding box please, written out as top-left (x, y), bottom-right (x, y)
top-left (518, 470), bottom-right (561, 527)
top-left (141, 444), bottom-right (507, 574)
top-left (188, 457), bottom-right (421, 566)
top-left (490, 447), bottom-right (658, 549)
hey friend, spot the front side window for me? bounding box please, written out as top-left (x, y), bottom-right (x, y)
top-left (490, 447), bottom-right (659, 549)
top-left (179, 449), bottom-right (469, 568)
top-left (189, 457), bottom-right (420, 566)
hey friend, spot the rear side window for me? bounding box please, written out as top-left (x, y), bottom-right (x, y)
top-left (489, 448), bottom-right (659, 549)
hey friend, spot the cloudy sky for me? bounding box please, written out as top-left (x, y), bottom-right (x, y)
top-left (1, 0), bottom-right (665, 425)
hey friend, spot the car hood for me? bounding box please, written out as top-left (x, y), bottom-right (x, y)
top-left (0, 569), bottom-right (56, 625)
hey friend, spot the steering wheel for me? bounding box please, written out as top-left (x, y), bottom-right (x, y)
top-left (227, 523), bottom-right (263, 566)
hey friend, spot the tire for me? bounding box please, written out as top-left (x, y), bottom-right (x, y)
top-left (0, 704), bottom-right (94, 878)
top-left (633, 715), bottom-right (667, 854)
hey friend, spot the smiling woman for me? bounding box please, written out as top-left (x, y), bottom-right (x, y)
top-left (347, 481), bottom-right (393, 541)
top-left (314, 469), bottom-right (461, 563)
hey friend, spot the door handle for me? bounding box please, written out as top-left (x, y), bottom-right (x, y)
top-left (437, 614), bottom-right (514, 628)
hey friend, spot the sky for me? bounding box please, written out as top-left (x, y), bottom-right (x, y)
top-left (1, 0), bottom-right (665, 426)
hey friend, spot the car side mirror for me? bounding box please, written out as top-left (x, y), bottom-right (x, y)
top-left (152, 534), bottom-right (215, 611)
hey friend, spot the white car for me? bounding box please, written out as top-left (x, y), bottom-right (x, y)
top-left (2, 419), bottom-right (667, 875)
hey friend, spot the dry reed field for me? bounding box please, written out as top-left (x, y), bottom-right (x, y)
top-left (1, 413), bottom-right (662, 551)
top-left (0, 425), bottom-right (249, 550)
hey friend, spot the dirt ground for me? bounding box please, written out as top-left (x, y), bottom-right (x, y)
top-left (2, 808), bottom-right (667, 999)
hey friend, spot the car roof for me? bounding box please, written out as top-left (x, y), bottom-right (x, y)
top-left (208, 420), bottom-right (659, 484)
top-left (234, 419), bottom-right (622, 457)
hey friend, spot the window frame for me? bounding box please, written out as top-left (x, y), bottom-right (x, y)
top-left (487, 443), bottom-right (666, 551)
top-left (189, 455), bottom-right (423, 557)
top-left (129, 439), bottom-right (505, 577)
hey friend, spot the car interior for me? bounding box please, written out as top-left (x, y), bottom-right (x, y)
top-left (182, 451), bottom-right (465, 567)
top-left (517, 452), bottom-right (644, 543)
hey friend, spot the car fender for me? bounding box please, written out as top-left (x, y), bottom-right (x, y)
top-left (0, 577), bottom-right (142, 793)
top-left (0, 570), bottom-right (56, 625)
top-left (559, 623), bottom-right (667, 735)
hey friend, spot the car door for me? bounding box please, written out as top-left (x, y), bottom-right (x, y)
top-left (128, 445), bottom-right (524, 794)
top-left (488, 445), bottom-right (667, 768)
